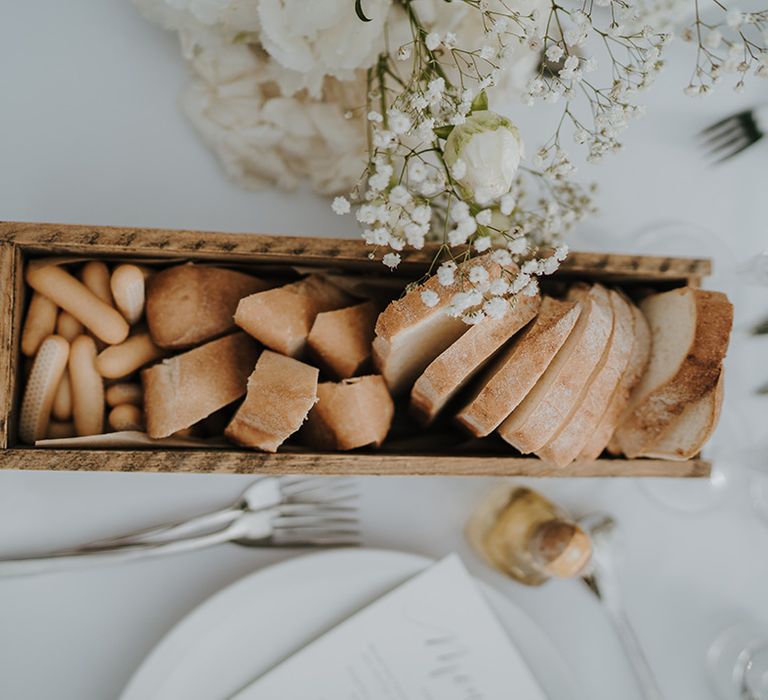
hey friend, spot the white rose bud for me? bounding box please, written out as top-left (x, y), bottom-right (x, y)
top-left (443, 111), bottom-right (524, 204)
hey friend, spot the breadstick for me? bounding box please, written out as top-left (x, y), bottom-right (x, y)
top-left (26, 263), bottom-right (129, 345)
top-left (111, 265), bottom-right (145, 325)
top-left (56, 311), bottom-right (84, 342)
top-left (47, 421), bottom-right (76, 439)
top-left (18, 335), bottom-right (70, 444)
top-left (69, 335), bottom-right (105, 436)
top-left (52, 371), bottom-right (72, 422)
top-left (108, 404), bottom-right (144, 432)
top-left (21, 292), bottom-right (58, 356)
top-left (105, 382), bottom-right (143, 407)
top-left (95, 333), bottom-right (164, 379)
top-left (80, 261), bottom-right (114, 306)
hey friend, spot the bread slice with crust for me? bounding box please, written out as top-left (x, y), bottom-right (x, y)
top-left (410, 291), bottom-right (541, 424)
top-left (235, 275), bottom-right (353, 358)
top-left (612, 287), bottom-right (733, 458)
top-left (225, 350), bottom-right (318, 452)
top-left (639, 370), bottom-right (724, 460)
top-left (536, 289), bottom-right (635, 467)
top-left (372, 254), bottom-right (510, 396)
top-left (579, 302), bottom-right (651, 461)
top-left (455, 297), bottom-right (581, 437)
top-left (498, 284), bottom-right (613, 454)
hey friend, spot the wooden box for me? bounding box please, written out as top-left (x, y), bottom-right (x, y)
top-left (0, 221), bottom-right (712, 477)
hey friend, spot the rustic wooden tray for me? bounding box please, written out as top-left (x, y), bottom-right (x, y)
top-left (0, 221), bottom-right (712, 477)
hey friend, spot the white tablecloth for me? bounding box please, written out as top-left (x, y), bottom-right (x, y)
top-left (1, 2), bottom-right (767, 698)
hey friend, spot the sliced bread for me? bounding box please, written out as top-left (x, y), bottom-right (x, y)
top-left (302, 375), bottom-right (394, 450)
top-left (455, 297), bottom-right (581, 437)
top-left (639, 370), bottom-right (724, 460)
top-left (409, 291), bottom-right (541, 424)
top-left (235, 274), bottom-right (353, 358)
top-left (373, 254), bottom-right (509, 396)
top-left (612, 287), bottom-right (733, 458)
top-left (307, 300), bottom-right (379, 379)
top-left (498, 284), bottom-right (613, 454)
top-left (142, 332), bottom-right (260, 438)
top-left (225, 350), bottom-right (319, 452)
top-left (146, 264), bottom-right (270, 349)
top-left (580, 302), bottom-right (651, 461)
top-left (536, 289), bottom-right (635, 467)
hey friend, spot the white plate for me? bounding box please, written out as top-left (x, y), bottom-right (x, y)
top-left (121, 549), bottom-right (579, 700)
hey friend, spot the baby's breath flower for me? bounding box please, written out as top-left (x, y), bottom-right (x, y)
top-left (483, 297), bottom-right (508, 319)
top-left (425, 32), bottom-right (441, 51)
top-left (332, 196), bottom-right (350, 215)
top-left (437, 261), bottom-right (457, 286)
top-left (421, 289), bottom-right (439, 308)
top-left (475, 209), bottom-right (493, 226)
top-left (382, 252), bottom-right (401, 269)
top-left (474, 236), bottom-right (492, 252)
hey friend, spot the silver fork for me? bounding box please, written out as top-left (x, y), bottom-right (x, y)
top-left (700, 106), bottom-right (768, 163)
top-left (0, 480), bottom-right (359, 577)
top-left (80, 477), bottom-right (357, 550)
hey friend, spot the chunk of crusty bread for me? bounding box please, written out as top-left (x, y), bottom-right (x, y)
top-left (410, 292), bottom-right (541, 424)
top-left (455, 297), bottom-right (581, 437)
top-left (640, 370), bottom-right (724, 460)
top-left (536, 289), bottom-right (635, 467)
top-left (498, 284), bottom-right (613, 454)
top-left (146, 264), bottom-right (270, 349)
top-left (612, 287), bottom-right (733, 458)
top-left (580, 302), bottom-right (651, 461)
top-left (142, 332), bottom-right (259, 438)
top-left (225, 350), bottom-right (318, 452)
top-left (235, 275), bottom-right (353, 358)
top-left (302, 375), bottom-right (394, 450)
top-left (373, 254), bottom-right (510, 396)
top-left (307, 301), bottom-right (378, 379)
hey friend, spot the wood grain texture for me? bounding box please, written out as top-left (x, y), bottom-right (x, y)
top-left (0, 244), bottom-right (20, 449)
top-left (0, 449), bottom-right (710, 477)
top-left (0, 221), bottom-right (711, 282)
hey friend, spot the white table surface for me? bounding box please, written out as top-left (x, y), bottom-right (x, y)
top-left (2, 2), bottom-right (768, 699)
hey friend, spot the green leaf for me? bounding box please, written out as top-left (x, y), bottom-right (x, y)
top-left (470, 90), bottom-right (488, 113)
top-left (355, 0), bottom-right (372, 22)
top-left (434, 125), bottom-right (454, 139)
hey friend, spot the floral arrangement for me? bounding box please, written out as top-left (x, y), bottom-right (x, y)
top-left (135, 0), bottom-right (766, 321)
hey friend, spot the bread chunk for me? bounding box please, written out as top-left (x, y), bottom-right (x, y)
top-left (142, 332), bottom-right (259, 438)
top-left (225, 351), bottom-right (318, 452)
top-left (302, 375), bottom-right (394, 450)
top-left (235, 275), bottom-right (352, 358)
top-left (147, 264), bottom-right (270, 349)
top-left (307, 301), bottom-right (378, 379)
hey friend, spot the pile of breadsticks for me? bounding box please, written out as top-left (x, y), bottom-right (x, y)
top-left (19, 260), bottom-right (162, 443)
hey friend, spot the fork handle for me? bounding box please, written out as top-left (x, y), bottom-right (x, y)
top-left (0, 519), bottom-right (250, 578)
top-left (80, 507), bottom-right (242, 550)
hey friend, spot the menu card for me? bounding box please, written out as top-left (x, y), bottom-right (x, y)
top-left (232, 554), bottom-right (546, 700)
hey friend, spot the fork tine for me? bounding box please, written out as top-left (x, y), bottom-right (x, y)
top-left (699, 110), bottom-right (751, 136)
top-left (280, 476), bottom-right (356, 496)
top-left (701, 122), bottom-right (745, 150)
top-left (713, 137), bottom-right (759, 164)
top-left (706, 131), bottom-right (749, 157)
